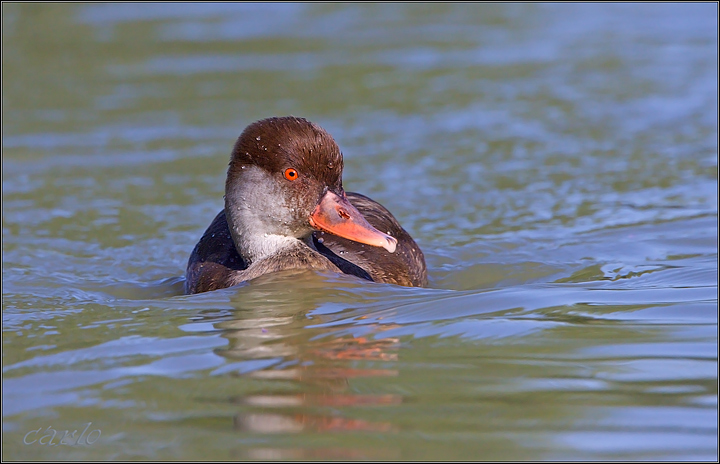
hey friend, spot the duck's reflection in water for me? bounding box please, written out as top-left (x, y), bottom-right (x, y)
top-left (206, 307), bottom-right (403, 439)
top-left (243, 446), bottom-right (402, 461)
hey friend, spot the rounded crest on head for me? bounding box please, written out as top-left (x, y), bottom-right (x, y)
top-left (228, 116), bottom-right (344, 191)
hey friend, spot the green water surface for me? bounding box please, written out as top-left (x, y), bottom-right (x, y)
top-left (3, 3), bottom-right (717, 461)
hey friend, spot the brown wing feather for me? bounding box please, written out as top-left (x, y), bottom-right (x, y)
top-left (313, 192), bottom-right (427, 287)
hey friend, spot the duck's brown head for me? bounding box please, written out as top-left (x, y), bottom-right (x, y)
top-left (225, 117), bottom-right (396, 263)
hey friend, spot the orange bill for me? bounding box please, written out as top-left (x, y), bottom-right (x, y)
top-left (309, 191), bottom-right (397, 253)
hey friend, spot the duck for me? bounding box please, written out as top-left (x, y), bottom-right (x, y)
top-left (185, 116), bottom-right (427, 294)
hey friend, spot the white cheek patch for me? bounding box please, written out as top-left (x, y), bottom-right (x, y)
top-left (225, 165), bottom-right (310, 262)
top-left (228, 166), bottom-right (288, 225)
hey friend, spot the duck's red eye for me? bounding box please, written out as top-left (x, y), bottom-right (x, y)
top-left (284, 168), bottom-right (299, 181)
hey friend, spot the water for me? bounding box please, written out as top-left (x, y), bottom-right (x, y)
top-left (2, 3), bottom-right (717, 460)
